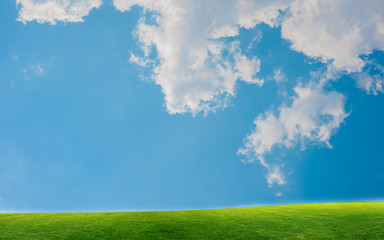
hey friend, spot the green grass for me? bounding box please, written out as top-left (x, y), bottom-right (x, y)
top-left (0, 202), bottom-right (383, 239)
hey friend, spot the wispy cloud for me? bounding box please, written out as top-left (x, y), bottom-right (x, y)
top-left (270, 68), bottom-right (287, 84)
top-left (275, 192), bottom-right (283, 197)
top-left (10, 55), bottom-right (19, 61)
top-left (247, 30), bottom-right (263, 51)
top-left (23, 63), bottom-right (49, 80)
top-left (353, 60), bottom-right (384, 95)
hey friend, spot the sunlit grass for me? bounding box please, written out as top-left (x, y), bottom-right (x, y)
top-left (0, 202), bottom-right (383, 239)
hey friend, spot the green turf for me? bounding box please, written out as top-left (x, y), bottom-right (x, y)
top-left (0, 202), bottom-right (383, 239)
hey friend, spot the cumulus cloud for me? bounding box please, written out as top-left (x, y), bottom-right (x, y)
top-left (114, 0), bottom-right (381, 188)
top-left (238, 79), bottom-right (348, 186)
top-left (17, 0), bottom-right (384, 190)
top-left (113, 0), bottom-right (384, 115)
top-left (234, 0), bottom-right (384, 186)
top-left (280, 0), bottom-right (384, 73)
top-left (16, 0), bottom-right (102, 24)
top-left (114, 0), bottom-right (292, 114)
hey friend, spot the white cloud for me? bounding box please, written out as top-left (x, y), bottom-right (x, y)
top-left (10, 55), bottom-right (19, 61)
top-left (353, 61), bottom-right (384, 95)
top-left (129, 53), bottom-right (150, 67)
top-left (354, 72), bottom-right (384, 95)
top-left (114, 1), bottom-right (381, 188)
top-left (114, 0), bottom-right (292, 114)
top-left (275, 192), bottom-right (283, 197)
top-left (280, 0), bottom-right (384, 73)
top-left (16, 0), bottom-right (102, 25)
top-left (247, 30), bottom-right (263, 51)
top-left (114, 0), bottom-right (384, 115)
top-left (16, 0), bottom-right (384, 190)
top-left (31, 65), bottom-right (44, 75)
top-left (238, 79), bottom-right (348, 186)
top-left (267, 166), bottom-right (286, 187)
top-left (23, 64), bottom-right (48, 80)
top-left (270, 68), bottom-right (287, 84)
top-left (234, 0), bottom-right (384, 188)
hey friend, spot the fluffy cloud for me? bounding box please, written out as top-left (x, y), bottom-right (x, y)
top-left (114, 0), bottom-right (292, 114)
top-left (114, 0), bottom-right (384, 115)
top-left (114, 0), bottom-right (381, 187)
top-left (281, 0), bottom-right (384, 72)
top-left (238, 80), bottom-right (348, 186)
top-left (16, 0), bottom-right (384, 189)
top-left (16, 0), bottom-right (102, 24)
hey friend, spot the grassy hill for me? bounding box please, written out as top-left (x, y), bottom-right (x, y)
top-left (0, 202), bottom-right (383, 239)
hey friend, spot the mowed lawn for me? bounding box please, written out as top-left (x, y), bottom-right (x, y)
top-left (0, 202), bottom-right (383, 239)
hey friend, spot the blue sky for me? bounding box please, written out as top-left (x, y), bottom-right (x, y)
top-left (0, 0), bottom-right (383, 212)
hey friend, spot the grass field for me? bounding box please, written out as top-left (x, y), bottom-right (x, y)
top-left (0, 202), bottom-right (383, 239)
